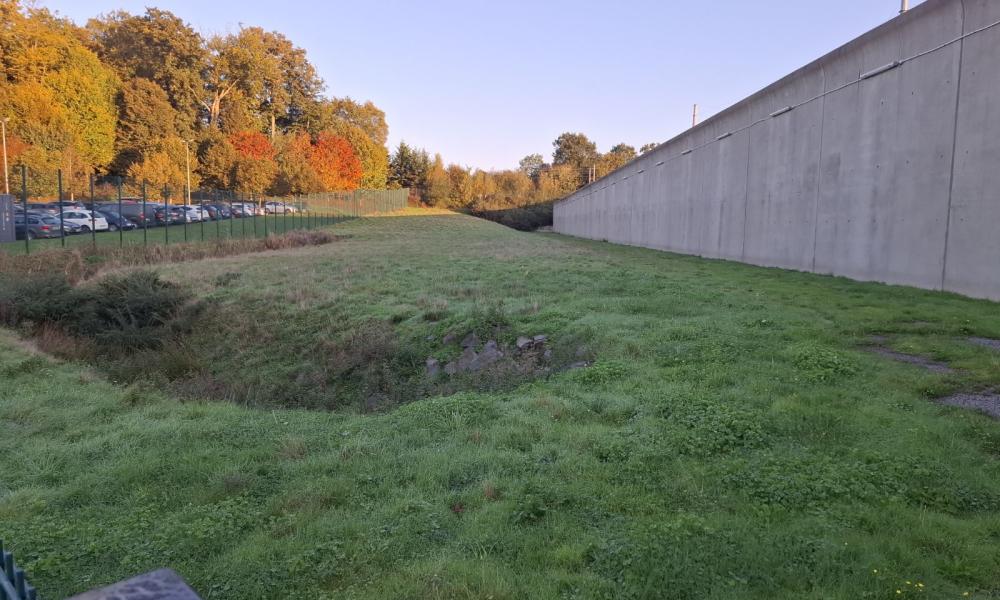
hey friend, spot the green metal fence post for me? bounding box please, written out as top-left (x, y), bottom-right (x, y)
top-left (20, 165), bottom-right (28, 255)
top-left (141, 180), bottom-right (148, 246)
top-left (89, 173), bottom-right (96, 248)
top-left (57, 169), bottom-right (65, 247)
top-left (117, 177), bottom-right (124, 248)
top-left (163, 185), bottom-right (169, 245)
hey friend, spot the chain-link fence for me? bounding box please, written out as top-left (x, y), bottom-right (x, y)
top-left (2, 167), bottom-right (409, 255)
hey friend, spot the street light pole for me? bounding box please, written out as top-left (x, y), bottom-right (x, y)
top-left (2, 118), bottom-right (9, 195)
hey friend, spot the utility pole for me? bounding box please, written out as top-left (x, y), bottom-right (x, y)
top-left (900, 0), bottom-right (909, 13)
top-left (1, 118), bottom-right (8, 195)
top-left (692, 104), bottom-right (699, 128)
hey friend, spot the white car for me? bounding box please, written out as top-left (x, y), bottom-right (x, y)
top-left (265, 201), bottom-right (298, 214)
top-left (61, 209), bottom-right (109, 232)
top-left (179, 206), bottom-right (205, 222)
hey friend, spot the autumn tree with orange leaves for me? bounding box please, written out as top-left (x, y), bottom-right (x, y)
top-left (309, 132), bottom-right (362, 191)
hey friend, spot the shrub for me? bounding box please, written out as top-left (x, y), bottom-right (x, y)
top-left (73, 271), bottom-right (193, 351)
top-left (789, 343), bottom-right (857, 382)
top-left (0, 273), bottom-right (77, 325)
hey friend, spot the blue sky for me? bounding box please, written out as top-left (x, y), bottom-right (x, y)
top-left (42, 0), bottom-right (923, 170)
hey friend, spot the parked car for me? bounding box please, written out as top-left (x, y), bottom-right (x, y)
top-left (60, 209), bottom-right (109, 232)
top-left (62, 220), bottom-right (84, 235)
top-left (194, 204), bottom-right (218, 221)
top-left (117, 202), bottom-right (159, 227)
top-left (265, 201), bottom-right (297, 214)
top-left (14, 214), bottom-right (61, 239)
top-left (208, 204), bottom-right (232, 219)
top-left (179, 206), bottom-right (205, 222)
top-left (230, 203), bottom-right (257, 218)
top-left (153, 206), bottom-right (187, 226)
top-left (95, 210), bottom-right (137, 232)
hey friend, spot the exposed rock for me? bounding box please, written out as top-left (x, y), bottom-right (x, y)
top-left (425, 357), bottom-right (441, 377)
top-left (479, 340), bottom-right (504, 367)
top-left (461, 332), bottom-right (480, 349)
top-left (456, 346), bottom-right (479, 372)
top-left (516, 336), bottom-right (533, 350)
top-left (444, 361), bottom-right (459, 376)
top-left (443, 332), bottom-right (458, 345)
top-left (533, 335), bottom-right (548, 343)
top-left (543, 349), bottom-right (553, 361)
top-left (567, 361), bottom-right (591, 370)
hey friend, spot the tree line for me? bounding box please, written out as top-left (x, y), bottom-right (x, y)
top-left (1, 0), bottom-right (654, 217)
top-left (0, 1), bottom-right (386, 199)
top-left (387, 133), bottom-right (657, 224)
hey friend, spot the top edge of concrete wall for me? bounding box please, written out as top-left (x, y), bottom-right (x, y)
top-left (555, 0), bottom-right (952, 206)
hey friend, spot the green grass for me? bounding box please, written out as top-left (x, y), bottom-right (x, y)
top-left (2, 211), bottom-right (999, 599)
top-left (0, 212), bottom-right (347, 255)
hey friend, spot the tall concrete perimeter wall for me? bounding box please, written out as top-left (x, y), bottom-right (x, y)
top-left (554, 0), bottom-right (1000, 301)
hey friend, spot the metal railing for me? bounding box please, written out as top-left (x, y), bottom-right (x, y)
top-left (1, 540), bottom-right (36, 600)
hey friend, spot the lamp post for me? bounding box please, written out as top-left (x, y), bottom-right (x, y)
top-left (2, 118), bottom-right (9, 195)
top-left (900, 0), bottom-right (909, 13)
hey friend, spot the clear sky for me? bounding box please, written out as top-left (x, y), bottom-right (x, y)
top-left (40, 0), bottom-right (924, 171)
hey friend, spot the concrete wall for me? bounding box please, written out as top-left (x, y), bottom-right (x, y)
top-left (554, 0), bottom-right (1000, 302)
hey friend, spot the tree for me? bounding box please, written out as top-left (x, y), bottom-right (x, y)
top-left (327, 120), bottom-right (388, 189)
top-left (640, 142), bottom-right (658, 154)
top-left (203, 27), bottom-right (323, 137)
top-left (388, 141), bottom-right (430, 190)
top-left (112, 77), bottom-right (178, 174)
top-left (552, 132), bottom-right (599, 171)
top-left (0, 2), bottom-right (118, 196)
top-left (518, 153), bottom-right (545, 179)
top-left (197, 132), bottom-right (237, 190)
top-left (273, 131), bottom-right (322, 195)
top-left (229, 130), bottom-right (277, 196)
top-left (86, 8), bottom-right (205, 135)
top-left (322, 98), bottom-right (388, 147)
top-left (597, 143), bottom-right (637, 178)
top-left (126, 136), bottom-right (199, 198)
top-left (424, 154), bottom-right (452, 207)
top-left (309, 132), bottom-right (362, 191)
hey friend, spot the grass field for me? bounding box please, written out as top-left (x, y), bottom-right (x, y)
top-left (2, 210), bottom-right (999, 599)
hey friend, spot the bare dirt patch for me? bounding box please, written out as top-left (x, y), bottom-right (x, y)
top-left (938, 391), bottom-right (1000, 419)
top-left (969, 337), bottom-right (1000, 352)
top-left (867, 346), bottom-right (954, 374)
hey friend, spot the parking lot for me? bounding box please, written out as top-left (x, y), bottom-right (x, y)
top-left (5, 198), bottom-right (344, 254)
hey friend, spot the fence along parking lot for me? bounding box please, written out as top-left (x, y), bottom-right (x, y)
top-left (3, 167), bottom-right (409, 254)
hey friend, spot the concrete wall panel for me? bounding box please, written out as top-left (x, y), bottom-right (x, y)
top-left (553, 0), bottom-right (1000, 301)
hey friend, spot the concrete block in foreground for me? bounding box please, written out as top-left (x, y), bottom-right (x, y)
top-left (67, 569), bottom-right (201, 600)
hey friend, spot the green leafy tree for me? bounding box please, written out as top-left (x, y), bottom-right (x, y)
top-left (86, 8), bottom-right (205, 136)
top-left (640, 142), bottom-right (658, 154)
top-left (552, 132), bottom-right (599, 171)
top-left (518, 153), bottom-right (545, 179)
top-left (597, 143), bottom-right (637, 178)
top-left (112, 77), bottom-right (178, 174)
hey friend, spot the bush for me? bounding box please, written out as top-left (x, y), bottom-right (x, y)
top-left (74, 271), bottom-right (193, 350)
top-left (466, 202), bottom-right (554, 231)
top-left (0, 273), bottom-right (77, 325)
